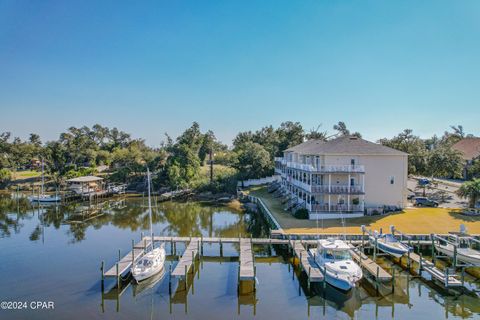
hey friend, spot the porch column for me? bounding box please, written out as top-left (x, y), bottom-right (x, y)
top-left (328, 174), bottom-right (331, 192)
top-left (347, 194), bottom-right (350, 212)
top-left (328, 194), bottom-right (331, 212)
top-left (348, 174), bottom-right (351, 193)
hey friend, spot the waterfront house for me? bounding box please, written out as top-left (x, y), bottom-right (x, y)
top-left (274, 136), bottom-right (408, 219)
top-left (451, 137), bottom-right (480, 179)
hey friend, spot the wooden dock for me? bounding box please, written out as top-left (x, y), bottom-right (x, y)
top-left (103, 238), bottom-right (151, 278)
top-left (348, 244), bottom-right (392, 282)
top-left (290, 240), bottom-right (324, 282)
top-left (408, 252), bottom-right (461, 287)
top-left (239, 238), bottom-right (255, 280)
top-left (171, 239), bottom-right (199, 279)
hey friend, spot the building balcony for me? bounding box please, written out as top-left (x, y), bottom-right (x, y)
top-left (309, 204), bottom-right (364, 212)
top-left (311, 184), bottom-right (364, 194)
top-left (286, 162), bottom-right (365, 173)
top-left (274, 167), bottom-right (282, 175)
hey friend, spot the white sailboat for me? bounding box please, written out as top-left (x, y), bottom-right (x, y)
top-left (312, 238), bottom-right (363, 291)
top-left (131, 168), bottom-right (166, 282)
top-left (28, 159), bottom-right (61, 203)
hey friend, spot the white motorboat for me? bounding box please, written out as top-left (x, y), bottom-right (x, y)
top-left (370, 231), bottom-right (411, 258)
top-left (29, 159), bottom-right (61, 203)
top-left (434, 233), bottom-right (480, 266)
top-left (131, 167), bottom-right (166, 282)
top-left (312, 238), bottom-right (363, 291)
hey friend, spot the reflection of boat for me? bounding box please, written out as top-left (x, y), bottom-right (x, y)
top-left (132, 267), bottom-right (165, 297)
top-left (28, 159), bottom-right (61, 203)
top-left (313, 239), bottom-right (363, 291)
top-left (370, 231), bottom-right (411, 258)
top-left (131, 168), bottom-right (166, 282)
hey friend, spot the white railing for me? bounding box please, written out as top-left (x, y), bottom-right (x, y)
top-left (310, 204), bottom-right (364, 212)
top-left (286, 162), bottom-right (365, 173)
top-left (274, 167), bottom-right (282, 175)
top-left (238, 175), bottom-right (280, 187)
top-left (290, 179), bottom-right (311, 192)
top-left (311, 184), bottom-right (364, 194)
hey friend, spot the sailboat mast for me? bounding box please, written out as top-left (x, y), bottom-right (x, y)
top-left (147, 167), bottom-right (154, 248)
top-left (41, 158), bottom-right (44, 196)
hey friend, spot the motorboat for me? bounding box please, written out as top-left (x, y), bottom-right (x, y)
top-left (131, 167), bottom-right (166, 282)
top-left (434, 233), bottom-right (480, 266)
top-left (311, 238), bottom-right (363, 291)
top-left (370, 231), bottom-right (411, 258)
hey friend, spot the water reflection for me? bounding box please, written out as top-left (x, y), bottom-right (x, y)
top-left (0, 192), bottom-right (269, 243)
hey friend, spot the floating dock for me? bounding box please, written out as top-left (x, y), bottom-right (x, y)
top-left (290, 240), bottom-right (324, 283)
top-left (102, 238), bottom-right (151, 281)
top-left (239, 238), bottom-right (255, 281)
top-left (172, 239), bottom-right (199, 279)
top-left (348, 244), bottom-right (392, 282)
top-left (408, 251), bottom-right (462, 287)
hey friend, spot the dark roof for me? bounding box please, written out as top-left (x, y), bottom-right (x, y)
top-left (452, 138), bottom-right (480, 161)
top-left (285, 136), bottom-right (407, 156)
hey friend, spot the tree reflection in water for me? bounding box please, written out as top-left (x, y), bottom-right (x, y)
top-left (0, 193), bottom-right (268, 243)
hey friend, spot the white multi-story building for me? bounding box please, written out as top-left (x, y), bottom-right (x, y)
top-left (274, 136), bottom-right (408, 219)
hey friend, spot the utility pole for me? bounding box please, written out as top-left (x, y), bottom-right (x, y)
top-left (209, 149), bottom-right (213, 183)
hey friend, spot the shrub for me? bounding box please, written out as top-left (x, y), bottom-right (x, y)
top-left (0, 168), bottom-right (12, 187)
top-left (352, 198), bottom-right (360, 205)
top-left (294, 208), bottom-right (309, 219)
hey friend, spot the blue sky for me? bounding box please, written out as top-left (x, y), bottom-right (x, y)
top-left (0, 0), bottom-right (479, 146)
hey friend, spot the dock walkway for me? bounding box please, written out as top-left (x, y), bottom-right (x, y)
top-left (103, 238), bottom-right (151, 278)
top-left (348, 244), bottom-right (392, 282)
top-left (171, 239), bottom-right (199, 279)
top-left (408, 252), bottom-right (461, 287)
top-left (239, 238), bottom-right (255, 280)
top-left (290, 240), bottom-right (324, 282)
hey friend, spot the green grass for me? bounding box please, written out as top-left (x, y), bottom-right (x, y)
top-left (12, 170), bottom-right (41, 180)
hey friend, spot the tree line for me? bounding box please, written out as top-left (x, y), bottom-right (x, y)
top-left (0, 122), bottom-right (478, 193)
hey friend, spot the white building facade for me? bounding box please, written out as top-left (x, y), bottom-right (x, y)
top-left (274, 136), bottom-right (408, 219)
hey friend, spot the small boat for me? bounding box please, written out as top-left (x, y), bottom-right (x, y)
top-left (434, 233), bottom-right (480, 266)
top-left (28, 194), bottom-right (61, 203)
top-left (370, 231), bottom-right (411, 258)
top-left (131, 167), bottom-right (166, 282)
top-left (312, 238), bottom-right (363, 291)
top-left (29, 159), bottom-right (61, 203)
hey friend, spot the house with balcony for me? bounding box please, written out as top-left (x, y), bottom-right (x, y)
top-left (274, 136), bottom-right (408, 219)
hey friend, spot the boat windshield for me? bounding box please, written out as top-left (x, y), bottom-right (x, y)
top-left (324, 249), bottom-right (351, 260)
top-left (140, 259), bottom-right (153, 267)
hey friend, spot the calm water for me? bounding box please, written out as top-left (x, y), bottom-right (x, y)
top-left (0, 193), bottom-right (479, 320)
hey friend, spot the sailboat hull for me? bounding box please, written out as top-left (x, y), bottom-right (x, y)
top-left (132, 247), bottom-right (166, 282)
top-left (370, 236), bottom-right (410, 258)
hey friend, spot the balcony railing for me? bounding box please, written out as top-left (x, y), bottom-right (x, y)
top-left (311, 184), bottom-right (364, 194)
top-left (310, 204), bottom-right (363, 212)
top-left (286, 162), bottom-right (365, 173)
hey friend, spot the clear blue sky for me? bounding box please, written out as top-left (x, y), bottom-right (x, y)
top-left (1, 0), bottom-right (479, 146)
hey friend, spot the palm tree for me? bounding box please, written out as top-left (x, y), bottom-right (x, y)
top-left (456, 179), bottom-right (480, 208)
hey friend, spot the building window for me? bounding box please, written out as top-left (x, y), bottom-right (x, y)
top-left (351, 159), bottom-right (355, 166)
top-left (390, 176), bottom-right (395, 185)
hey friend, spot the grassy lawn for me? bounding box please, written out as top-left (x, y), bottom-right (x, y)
top-left (246, 185), bottom-right (480, 235)
top-left (12, 170), bottom-right (41, 181)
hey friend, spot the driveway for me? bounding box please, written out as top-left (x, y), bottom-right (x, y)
top-left (407, 178), bottom-right (467, 209)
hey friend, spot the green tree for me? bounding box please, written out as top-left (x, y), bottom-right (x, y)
top-left (233, 142), bottom-right (272, 180)
top-left (276, 121), bottom-right (304, 155)
top-left (457, 179), bottom-right (480, 208)
top-left (426, 147), bottom-right (463, 178)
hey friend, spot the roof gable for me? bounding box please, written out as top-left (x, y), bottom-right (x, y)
top-left (452, 138), bottom-right (480, 160)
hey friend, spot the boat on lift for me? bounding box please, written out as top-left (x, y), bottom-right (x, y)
top-left (369, 230), bottom-right (411, 258)
top-left (312, 238), bottom-right (363, 291)
top-left (434, 227), bottom-right (480, 266)
top-left (131, 168), bottom-right (166, 282)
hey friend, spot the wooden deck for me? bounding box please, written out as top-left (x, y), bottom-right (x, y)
top-left (239, 238), bottom-right (255, 280)
top-left (171, 239), bottom-right (199, 279)
top-left (408, 252), bottom-right (461, 287)
top-left (104, 238), bottom-right (151, 277)
top-left (290, 240), bottom-right (324, 282)
top-left (348, 244), bottom-right (392, 282)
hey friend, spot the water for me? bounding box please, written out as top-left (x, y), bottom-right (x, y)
top-left (0, 193), bottom-right (479, 319)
